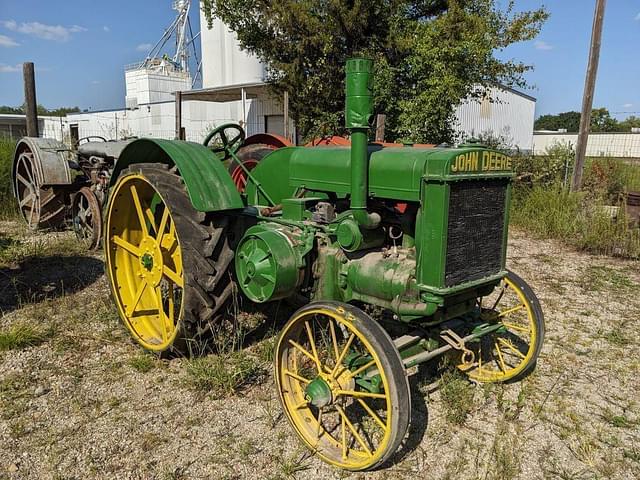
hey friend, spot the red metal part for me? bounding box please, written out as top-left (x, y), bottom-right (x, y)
top-left (243, 133), bottom-right (292, 149)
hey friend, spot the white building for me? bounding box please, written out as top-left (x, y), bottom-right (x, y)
top-left (22, 1), bottom-right (535, 150)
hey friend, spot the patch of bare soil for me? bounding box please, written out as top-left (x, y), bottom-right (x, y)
top-left (1, 222), bottom-right (639, 479)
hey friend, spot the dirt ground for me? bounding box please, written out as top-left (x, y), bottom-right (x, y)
top-left (1, 220), bottom-right (639, 480)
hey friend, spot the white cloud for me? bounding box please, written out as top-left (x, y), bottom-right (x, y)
top-left (103, 26), bottom-right (110, 32)
top-left (91, 80), bottom-right (101, 85)
top-left (1, 20), bottom-right (87, 42)
top-left (136, 43), bottom-right (153, 52)
top-left (635, 12), bottom-right (640, 21)
top-left (0, 63), bottom-right (21, 73)
top-left (0, 34), bottom-right (19, 47)
top-left (534, 40), bottom-right (554, 51)
top-left (623, 103), bottom-right (633, 108)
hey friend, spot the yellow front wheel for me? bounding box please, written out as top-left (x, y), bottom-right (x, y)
top-left (275, 302), bottom-right (410, 471)
top-left (466, 271), bottom-right (545, 383)
top-left (105, 163), bottom-right (236, 354)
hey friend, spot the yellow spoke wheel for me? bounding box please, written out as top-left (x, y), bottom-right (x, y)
top-left (105, 163), bottom-right (235, 354)
top-left (466, 271), bottom-right (545, 383)
top-left (275, 302), bottom-right (410, 471)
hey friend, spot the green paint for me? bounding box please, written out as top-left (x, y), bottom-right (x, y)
top-left (111, 138), bottom-right (244, 212)
top-left (305, 377), bottom-right (332, 407)
top-left (141, 253), bottom-right (153, 271)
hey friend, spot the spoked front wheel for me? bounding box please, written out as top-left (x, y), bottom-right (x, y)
top-left (465, 271), bottom-right (545, 383)
top-left (275, 302), bottom-right (410, 471)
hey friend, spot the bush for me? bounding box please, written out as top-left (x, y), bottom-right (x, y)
top-left (512, 141), bottom-right (573, 188)
top-left (511, 185), bottom-right (640, 259)
top-left (0, 137), bottom-right (17, 219)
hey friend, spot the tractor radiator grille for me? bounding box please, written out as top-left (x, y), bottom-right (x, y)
top-left (444, 179), bottom-right (508, 287)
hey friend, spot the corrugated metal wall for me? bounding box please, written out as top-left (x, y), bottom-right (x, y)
top-left (454, 86), bottom-right (535, 151)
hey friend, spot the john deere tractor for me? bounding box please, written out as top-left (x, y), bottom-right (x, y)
top-left (104, 59), bottom-right (544, 470)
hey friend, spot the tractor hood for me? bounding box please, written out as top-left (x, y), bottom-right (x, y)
top-left (288, 145), bottom-right (514, 202)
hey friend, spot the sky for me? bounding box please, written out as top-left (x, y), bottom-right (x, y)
top-left (0, 1), bottom-right (638, 119)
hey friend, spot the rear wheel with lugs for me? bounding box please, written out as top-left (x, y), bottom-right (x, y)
top-left (105, 163), bottom-right (236, 355)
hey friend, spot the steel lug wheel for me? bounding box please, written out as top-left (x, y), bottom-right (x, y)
top-left (72, 186), bottom-right (102, 249)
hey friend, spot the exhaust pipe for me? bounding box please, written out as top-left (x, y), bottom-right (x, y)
top-left (345, 58), bottom-right (379, 229)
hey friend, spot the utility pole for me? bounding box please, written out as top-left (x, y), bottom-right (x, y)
top-left (23, 62), bottom-right (39, 137)
top-left (572, 0), bottom-right (606, 191)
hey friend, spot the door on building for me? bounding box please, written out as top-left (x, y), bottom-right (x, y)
top-left (70, 124), bottom-right (79, 145)
top-left (265, 115), bottom-right (285, 137)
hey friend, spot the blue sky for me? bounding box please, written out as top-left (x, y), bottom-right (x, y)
top-left (0, 1), bottom-right (638, 119)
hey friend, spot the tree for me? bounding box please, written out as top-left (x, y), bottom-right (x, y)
top-left (202, 0), bottom-right (548, 143)
top-left (534, 111), bottom-right (581, 132)
top-left (589, 108), bottom-right (618, 132)
top-left (619, 115), bottom-right (640, 131)
top-left (534, 108), bottom-right (621, 133)
top-left (0, 104), bottom-right (80, 117)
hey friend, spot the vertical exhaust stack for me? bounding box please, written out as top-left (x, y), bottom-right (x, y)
top-left (345, 58), bottom-right (379, 228)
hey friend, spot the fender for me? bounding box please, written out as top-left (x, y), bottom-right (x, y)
top-left (12, 137), bottom-right (72, 195)
top-left (111, 138), bottom-right (244, 212)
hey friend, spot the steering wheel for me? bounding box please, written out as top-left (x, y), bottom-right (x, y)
top-left (77, 136), bottom-right (107, 145)
top-left (202, 123), bottom-right (246, 160)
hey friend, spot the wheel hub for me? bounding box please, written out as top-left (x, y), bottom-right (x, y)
top-left (138, 237), bottom-right (164, 287)
top-left (305, 377), bottom-right (332, 407)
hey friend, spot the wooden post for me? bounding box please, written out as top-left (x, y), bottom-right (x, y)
top-left (375, 114), bottom-right (386, 142)
top-left (572, 0), bottom-right (606, 191)
top-left (175, 90), bottom-right (183, 140)
top-left (23, 62), bottom-right (39, 137)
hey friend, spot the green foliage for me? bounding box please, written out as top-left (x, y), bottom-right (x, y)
top-left (0, 104), bottom-right (80, 116)
top-left (0, 137), bottom-right (17, 219)
top-left (534, 108), bottom-right (632, 133)
top-left (513, 142), bottom-right (573, 187)
top-left (203, 0), bottom-right (547, 143)
top-left (534, 111), bottom-right (581, 132)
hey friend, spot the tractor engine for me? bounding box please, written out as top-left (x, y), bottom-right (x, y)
top-left (237, 58), bottom-right (513, 324)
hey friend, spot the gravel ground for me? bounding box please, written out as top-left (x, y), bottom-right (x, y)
top-left (1, 221), bottom-right (639, 480)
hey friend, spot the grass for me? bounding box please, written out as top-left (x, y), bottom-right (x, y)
top-left (184, 350), bottom-right (264, 398)
top-left (0, 321), bottom-right (51, 351)
top-left (128, 353), bottom-right (158, 373)
top-left (0, 137), bottom-right (17, 219)
top-left (438, 370), bottom-right (476, 425)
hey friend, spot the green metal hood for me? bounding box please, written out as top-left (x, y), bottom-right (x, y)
top-left (288, 146), bottom-right (514, 201)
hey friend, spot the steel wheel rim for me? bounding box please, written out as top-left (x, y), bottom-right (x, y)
top-left (15, 152), bottom-right (41, 228)
top-left (230, 159), bottom-right (259, 192)
top-left (105, 173), bottom-right (184, 351)
top-left (467, 277), bottom-right (538, 382)
top-left (72, 188), bottom-right (101, 248)
top-left (276, 307), bottom-right (394, 470)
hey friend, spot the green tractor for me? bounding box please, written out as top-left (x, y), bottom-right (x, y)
top-left (104, 58), bottom-right (544, 470)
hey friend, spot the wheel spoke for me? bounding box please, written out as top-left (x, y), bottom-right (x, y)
top-left (111, 235), bottom-right (142, 257)
top-left (16, 173), bottom-right (31, 187)
top-left (145, 208), bottom-right (157, 236)
top-left (28, 200), bottom-right (36, 225)
top-left (328, 318), bottom-right (341, 364)
top-left (157, 207), bottom-right (170, 243)
top-left (304, 321), bottom-right (323, 372)
top-left (283, 369), bottom-right (311, 385)
top-left (494, 340), bottom-right (507, 372)
top-left (288, 339), bottom-right (319, 369)
top-left (162, 265), bottom-right (184, 288)
top-left (129, 184), bottom-right (148, 234)
top-left (126, 279), bottom-right (147, 316)
top-left (336, 405), bottom-right (372, 457)
top-left (356, 398), bottom-right (388, 432)
top-left (341, 411), bottom-right (347, 459)
top-left (498, 337), bottom-right (526, 359)
top-left (346, 359), bottom-right (377, 380)
top-left (19, 193), bottom-right (34, 207)
top-left (498, 304), bottom-right (525, 318)
top-left (335, 389), bottom-right (387, 400)
top-left (502, 321), bottom-right (530, 333)
top-left (316, 408), bottom-right (323, 439)
top-left (331, 333), bottom-right (355, 377)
